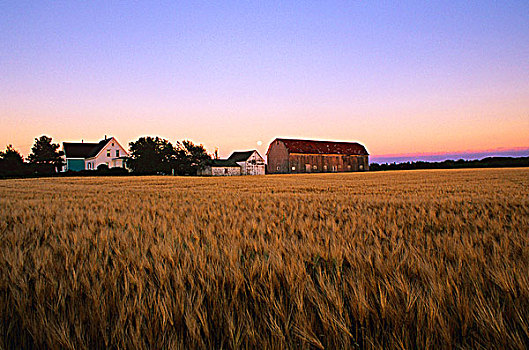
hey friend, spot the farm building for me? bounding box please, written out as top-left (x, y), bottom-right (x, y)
top-left (266, 138), bottom-right (369, 174)
top-left (63, 137), bottom-right (129, 171)
top-left (227, 150), bottom-right (265, 175)
top-left (198, 159), bottom-right (241, 176)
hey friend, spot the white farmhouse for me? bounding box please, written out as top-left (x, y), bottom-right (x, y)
top-left (227, 150), bottom-right (265, 175)
top-left (63, 137), bottom-right (129, 171)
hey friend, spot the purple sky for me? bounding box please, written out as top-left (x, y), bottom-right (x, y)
top-left (1, 1), bottom-right (528, 159)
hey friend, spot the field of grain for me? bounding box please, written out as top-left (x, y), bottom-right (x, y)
top-left (1, 168), bottom-right (528, 349)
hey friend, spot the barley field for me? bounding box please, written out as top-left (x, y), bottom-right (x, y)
top-left (1, 168), bottom-right (528, 349)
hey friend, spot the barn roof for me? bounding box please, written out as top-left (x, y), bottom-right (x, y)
top-left (228, 150), bottom-right (255, 162)
top-left (63, 138), bottom-right (110, 158)
top-left (208, 159), bottom-right (241, 167)
top-left (275, 138), bottom-right (369, 155)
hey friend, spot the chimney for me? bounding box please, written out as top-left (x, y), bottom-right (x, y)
top-left (81, 139), bottom-right (83, 143)
top-left (215, 148), bottom-right (219, 160)
top-left (104, 135), bottom-right (107, 140)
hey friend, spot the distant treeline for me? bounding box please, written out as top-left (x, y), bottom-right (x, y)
top-left (370, 156), bottom-right (529, 171)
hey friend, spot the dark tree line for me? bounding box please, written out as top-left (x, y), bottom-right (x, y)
top-left (126, 137), bottom-right (211, 175)
top-left (370, 157), bottom-right (529, 171)
top-left (0, 136), bottom-right (65, 177)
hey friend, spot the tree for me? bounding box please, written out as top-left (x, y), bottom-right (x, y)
top-left (0, 145), bottom-right (28, 176)
top-left (173, 140), bottom-right (211, 175)
top-left (1, 145), bottom-right (23, 163)
top-left (27, 136), bottom-right (65, 173)
top-left (127, 137), bottom-right (175, 174)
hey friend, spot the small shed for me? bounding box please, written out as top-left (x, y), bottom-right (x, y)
top-left (227, 150), bottom-right (265, 175)
top-left (198, 159), bottom-right (241, 176)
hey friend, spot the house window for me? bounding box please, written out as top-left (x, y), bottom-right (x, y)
top-left (312, 165), bottom-right (317, 170)
top-left (116, 150), bottom-right (120, 157)
top-left (112, 143), bottom-right (114, 146)
top-left (292, 166), bottom-right (296, 171)
top-left (107, 150), bottom-right (110, 157)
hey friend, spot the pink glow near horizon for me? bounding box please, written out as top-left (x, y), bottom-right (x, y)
top-left (2, 98), bottom-right (529, 160)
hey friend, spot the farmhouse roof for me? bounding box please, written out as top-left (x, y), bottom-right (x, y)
top-left (274, 138), bottom-right (369, 155)
top-left (63, 138), bottom-right (111, 158)
top-left (208, 159), bottom-right (241, 167)
top-left (228, 150), bottom-right (255, 162)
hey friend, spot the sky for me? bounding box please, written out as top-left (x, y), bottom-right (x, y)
top-left (1, 1), bottom-right (528, 161)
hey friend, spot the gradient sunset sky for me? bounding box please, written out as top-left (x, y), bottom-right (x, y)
top-left (1, 1), bottom-right (528, 160)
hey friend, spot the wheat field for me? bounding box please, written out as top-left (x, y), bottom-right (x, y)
top-left (1, 168), bottom-right (528, 349)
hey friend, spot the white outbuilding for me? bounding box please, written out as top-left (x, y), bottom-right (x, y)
top-left (227, 150), bottom-right (265, 175)
top-left (198, 159), bottom-right (241, 176)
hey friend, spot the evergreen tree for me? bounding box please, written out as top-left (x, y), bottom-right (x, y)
top-left (0, 145), bottom-right (27, 176)
top-left (27, 136), bottom-right (64, 173)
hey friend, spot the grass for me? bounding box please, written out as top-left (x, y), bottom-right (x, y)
top-left (1, 168), bottom-right (528, 349)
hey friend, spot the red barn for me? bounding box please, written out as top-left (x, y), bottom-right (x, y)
top-left (266, 138), bottom-right (369, 174)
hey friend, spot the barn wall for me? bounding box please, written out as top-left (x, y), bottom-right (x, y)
top-left (289, 154), bottom-right (369, 173)
top-left (360, 155), bottom-right (369, 171)
top-left (267, 141), bottom-right (290, 174)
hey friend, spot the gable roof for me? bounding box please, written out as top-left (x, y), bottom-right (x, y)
top-left (273, 138), bottom-right (369, 155)
top-left (86, 137), bottom-right (129, 159)
top-left (228, 150), bottom-right (256, 162)
top-left (63, 138), bottom-right (111, 158)
top-left (208, 159), bottom-right (241, 167)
